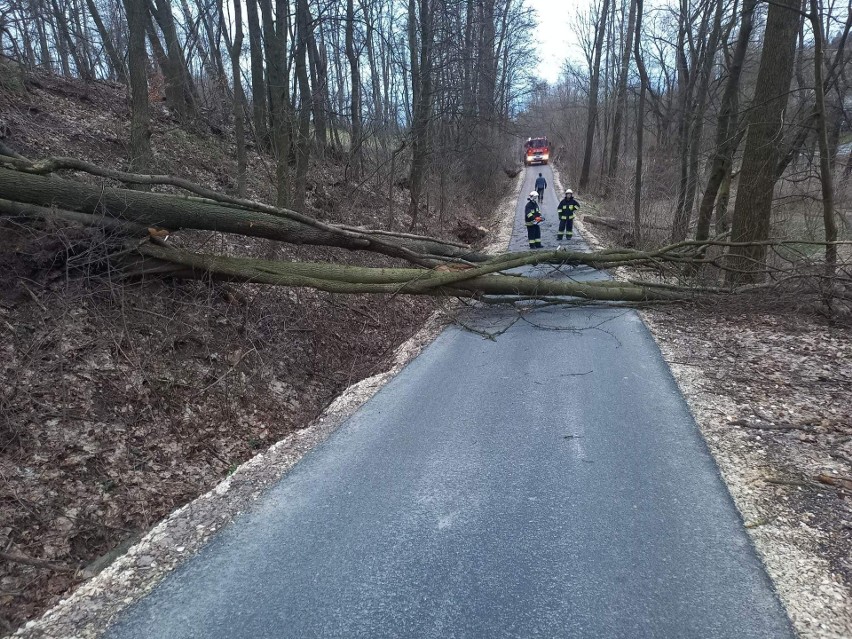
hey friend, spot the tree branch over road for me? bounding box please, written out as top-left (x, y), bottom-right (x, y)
top-left (0, 155), bottom-right (849, 307)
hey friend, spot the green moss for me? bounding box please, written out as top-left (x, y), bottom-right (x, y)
top-left (0, 59), bottom-right (26, 95)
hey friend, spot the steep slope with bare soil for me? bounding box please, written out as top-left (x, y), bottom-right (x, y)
top-left (0, 71), bottom-right (497, 633)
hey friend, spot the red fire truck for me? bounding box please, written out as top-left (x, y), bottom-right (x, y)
top-left (524, 137), bottom-right (550, 166)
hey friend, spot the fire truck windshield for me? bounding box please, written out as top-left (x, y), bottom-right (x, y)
top-left (527, 138), bottom-right (548, 148)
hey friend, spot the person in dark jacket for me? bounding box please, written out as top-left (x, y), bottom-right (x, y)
top-left (535, 173), bottom-right (547, 202)
top-left (557, 189), bottom-right (579, 241)
top-left (525, 191), bottom-right (543, 249)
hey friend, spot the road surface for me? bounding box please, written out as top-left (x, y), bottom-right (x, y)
top-left (104, 165), bottom-right (794, 638)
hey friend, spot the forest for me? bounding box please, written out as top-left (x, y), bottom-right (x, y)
top-left (0, 0), bottom-right (851, 633)
top-left (0, 0), bottom-right (848, 299)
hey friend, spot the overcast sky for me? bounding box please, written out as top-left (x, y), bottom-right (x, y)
top-left (527, 0), bottom-right (586, 85)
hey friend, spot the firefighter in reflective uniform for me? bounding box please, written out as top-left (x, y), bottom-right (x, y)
top-left (525, 191), bottom-right (543, 249)
top-left (557, 189), bottom-right (579, 241)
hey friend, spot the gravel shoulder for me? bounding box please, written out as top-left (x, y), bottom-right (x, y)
top-left (567, 187), bottom-right (852, 639)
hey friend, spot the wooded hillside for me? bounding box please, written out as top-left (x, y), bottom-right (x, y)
top-left (0, 0), bottom-right (851, 633)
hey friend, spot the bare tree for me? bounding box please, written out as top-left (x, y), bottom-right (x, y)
top-left (808, 0), bottom-right (837, 278)
top-left (726, 0), bottom-right (800, 283)
top-left (695, 0), bottom-right (758, 242)
top-left (123, 0), bottom-right (152, 180)
top-left (579, 0), bottom-right (610, 192)
top-left (346, 0), bottom-right (363, 179)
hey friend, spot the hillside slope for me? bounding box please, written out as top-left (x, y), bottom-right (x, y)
top-left (0, 70), bottom-right (488, 632)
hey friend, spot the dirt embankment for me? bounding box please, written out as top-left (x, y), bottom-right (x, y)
top-left (0, 71), bottom-right (497, 633)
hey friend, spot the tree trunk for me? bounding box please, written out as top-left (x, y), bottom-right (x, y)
top-left (293, 0), bottom-right (312, 212)
top-left (606, 0), bottom-right (637, 193)
top-left (695, 0), bottom-right (757, 241)
top-left (229, 0), bottom-right (247, 197)
top-left (0, 167), bottom-right (486, 263)
top-left (476, 0), bottom-right (497, 123)
top-left (346, 0), bottom-right (362, 180)
top-left (714, 168), bottom-right (733, 235)
top-left (307, 22), bottom-right (329, 151)
top-left (245, 0), bottom-right (269, 148)
top-left (258, 0), bottom-right (290, 207)
top-left (33, 0), bottom-right (53, 71)
top-left (204, 0), bottom-right (233, 104)
top-left (808, 0), bottom-right (837, 278)
top-left (361, 0), bottom-right (384, 129)
top-left (85, 0), bottom-right (127, 83)
top-left (149, 0), bottom-right (197, 120)
top-left (144, 7), bottom-right (171, 80)
top-left (579, 0), bottom-right (610, 192)
top-left (678, 0), bottom-right (724, 241)
top-left (132, 242), bottom-right (684, 302)
top-left (50, 0), bottom-right (86, 78)
top-left (122, 0), bottom-right (152, 180)
top-left (670, 0), bottom-right (711, 242)
top-left (726, 0), bottom-right (799, 283)
top-left (407, 0), bottom-right (434, 230)
top-left (774, 10), bottom-right (851, 179)
top-left (632, 0), bottom-right (647, 245)
top-left (69, 0), bottom-right (95, 80)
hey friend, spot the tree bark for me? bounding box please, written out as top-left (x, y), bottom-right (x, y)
top-left (50, 0), bottom-right (86, 78)
top-left (134, 242), bottom-right (684, 302)
top-left (258, 0), bottom-right (290, 207)
top-left (346, 0), bottom-right (363, 180)
top-left (244, 0), bottom-right (269, 148)
top-left (808, 0), bottom-right (837, 278)
top-left (606, 0), bottom-right (637, 193)
top-left (632, 0), bottom-right (647, 245)
top-left (33, 0), bottom-right (53, 71)
top-left (361, 0), bottom-right (384, 128)
top-left (122, 0), bottom-right (152, 181)
top-left (307, 21), bottom-right (329, 151)
top-left (676, 0), bottom-right (724, 241)
top-left (407, 0), bottom-right (434, 230)
top-left (0, 167), bottom-right (486, 264)
top-left (293, 0), bottom-right (313, 212)
top-left (85, 0), bottom-right (127, 83)
top-left (726, 0), bottom-right (799, 283)
top-left (695, 0), bottom-right (757, 241)
top-left (579, 0), bottom-right (610, 192)
top-left (229, 0), bottom-right (247, 197)
top-left (149, 0), bottom-right (198, 119)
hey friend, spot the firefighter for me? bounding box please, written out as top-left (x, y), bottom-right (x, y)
top-left (557, 188), bottom-right (579, 241)
top-left (525, 191), bottom-right (544, 249)
top-left (535, 173), bottom-right (547, 203)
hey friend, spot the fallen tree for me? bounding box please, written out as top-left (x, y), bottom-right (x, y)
top-left (1, 153), bottom-right (850, 307)
top-left (0, 162), bottom-right (482, 267)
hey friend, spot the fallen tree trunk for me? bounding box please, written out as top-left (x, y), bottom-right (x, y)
top-left (583, 214), bottom-right (627, 230)
top-left (0, 167), bottom-right (487, 266)
top-left (135, 243), bottom-right (686, 301)
top-left (2, 158), bottom-right (850, 309)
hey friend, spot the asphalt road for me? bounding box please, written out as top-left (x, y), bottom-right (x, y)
top-left (104, 165), bottom-right (794, 638)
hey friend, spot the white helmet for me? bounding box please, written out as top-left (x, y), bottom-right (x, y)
top-left (565, 189), bottom-right (574, 195)
top-left (529, 191), bottom-right (538, 200)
